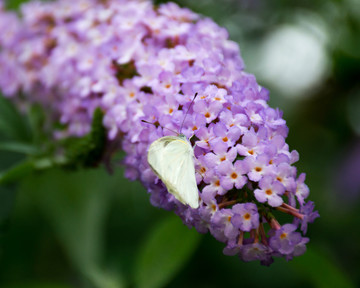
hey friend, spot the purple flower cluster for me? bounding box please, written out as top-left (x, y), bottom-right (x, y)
top-left (0, 0), bottom-right (319, 265)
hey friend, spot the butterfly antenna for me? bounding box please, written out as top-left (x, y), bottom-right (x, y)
top-left (180, 92), bottom-right (198, 134)
top-left (141, 120), bottom-right (178, 135)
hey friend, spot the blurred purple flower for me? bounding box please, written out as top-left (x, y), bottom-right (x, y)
top-left (294, 201), bottom-right (320, 234)
top-left (335, 141), bottom-right (360, 202)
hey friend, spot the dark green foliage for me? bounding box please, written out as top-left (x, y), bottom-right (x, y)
top-left (133, 216), bottom-right (201, 288)
top-left (0, 96), bottom-right (32, 143)
top-left (112, 60), bottom-right (139, 85)
top-left (140, 86), bottom-right (154, 94)
top-left (64, 108), bottom-right (107, 169)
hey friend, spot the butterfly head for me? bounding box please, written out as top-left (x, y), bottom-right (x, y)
top-left (178, 133), bottom-right (187, 140)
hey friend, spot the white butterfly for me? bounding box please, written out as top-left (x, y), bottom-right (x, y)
top-left (147, 133), bottom-right (199, 209)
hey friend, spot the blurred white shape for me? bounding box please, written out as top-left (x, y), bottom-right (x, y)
top-left (257, 14), bottom-right (330, 98)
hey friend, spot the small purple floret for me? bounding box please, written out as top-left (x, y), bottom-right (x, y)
top-left (269, 224), bottom-right (303, 255)
top-left (231, 203), bottom-right (259, 232)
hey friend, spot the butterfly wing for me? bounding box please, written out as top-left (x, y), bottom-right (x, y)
top-left (162, 139), bottom-right (199, 208)
top-left (147, 136), bottom-right (199, 208)
top-left (147, 136), bottom-right (179, 178)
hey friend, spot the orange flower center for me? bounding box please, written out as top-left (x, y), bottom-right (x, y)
top-left (243, 213), bottom-right (251, 220)
top-left (231, 172), bottom-right (238, 179)
top-left (265, 189), bottom-right (272, 195)
top-left (280, 232), bottom-right (287, 239)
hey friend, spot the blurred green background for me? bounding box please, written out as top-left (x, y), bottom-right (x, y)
top-left (1, 0), bottom-right (360, 287)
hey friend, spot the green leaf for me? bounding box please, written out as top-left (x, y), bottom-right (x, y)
top-left (291, 246), bottom-right (356, 288)
top-left (0, 142), bottom-right (38, 154)
top-left (0, 160), bottom-right (36, 185)
top-left (0, 157), bottom-right (66, 185)
top-left (133, 215), bottom-right (201, 288)
top-left (20, 168), bottom-right (123, 288)
top-left (0, 96), bottom-right (31, 142)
